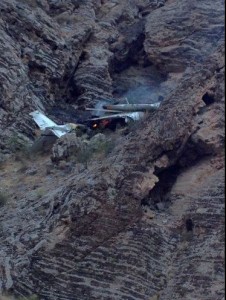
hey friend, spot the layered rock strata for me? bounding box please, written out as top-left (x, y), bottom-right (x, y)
top-left (0, 0), bottom-right (224, 299)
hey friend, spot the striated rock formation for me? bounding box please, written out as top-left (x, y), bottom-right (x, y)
top-left (0, 0), bottom-right (224, 299)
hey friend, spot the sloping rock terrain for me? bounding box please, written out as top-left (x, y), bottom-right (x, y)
top-left (0, 0), bottom-right (225, 299)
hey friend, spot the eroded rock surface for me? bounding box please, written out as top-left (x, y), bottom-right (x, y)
top-left (0, 0), bottom-right (224, 299)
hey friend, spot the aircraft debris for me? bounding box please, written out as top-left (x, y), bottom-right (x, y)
top-left (30, 100), bottom-right (161, 138)
top-left (29, 111), bottom-right (86, 138)
top-left (85, 101), bottom-right (161, 130)
top-left (103, 102), bottom-right (160, 112)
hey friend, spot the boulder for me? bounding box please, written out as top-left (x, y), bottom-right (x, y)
top-left (51, 133), bottom-right (88, 163)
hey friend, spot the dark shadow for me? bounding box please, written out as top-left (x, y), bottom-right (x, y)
top-left (202, 92), bottom-right (215, 105)
top-left (141, 165), bottom-right (180, 211)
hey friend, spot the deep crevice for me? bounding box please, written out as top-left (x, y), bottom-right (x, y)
top-left (141, 165), bottom-right (180, 212)
top-left (141, 134), bottom-right (215, 212)
top-left (202, 92), bottom-right (215, 105)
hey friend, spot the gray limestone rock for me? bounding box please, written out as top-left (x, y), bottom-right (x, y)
top-left (51, 133), bottom-right (88, 163)
top-left (0, 1), bottom-right (224, 300)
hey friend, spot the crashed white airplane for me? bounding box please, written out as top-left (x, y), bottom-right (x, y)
top-left (85, 101), bottom-right (161, 130)
top-left (30, 101), bottom-right (161, 137)
top-left (29, 110), bottom-right (82, 138)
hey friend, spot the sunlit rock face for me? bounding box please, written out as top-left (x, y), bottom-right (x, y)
top-left (0, 0), bottom-right (224, 299)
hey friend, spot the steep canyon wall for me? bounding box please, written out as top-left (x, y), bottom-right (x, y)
top-left (0, 0), bottom-right (224, 299)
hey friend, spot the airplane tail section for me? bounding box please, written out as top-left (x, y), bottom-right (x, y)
top-left (29, 111), bottom-right (57, 130)
top-left (29, 111), bottom-right (65, 138)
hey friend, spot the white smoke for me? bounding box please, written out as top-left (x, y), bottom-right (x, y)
top-left (112, 65), bottom-right (167, 104)
top-left (121, 85), bottom-right (163, 104)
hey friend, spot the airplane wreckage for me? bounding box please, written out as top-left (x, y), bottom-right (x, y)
top-left (29, 101), bottom-right (161, 152)
top-left (30, 101), bottom-right (161, 139)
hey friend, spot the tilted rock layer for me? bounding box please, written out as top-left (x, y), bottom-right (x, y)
top-left (0, 0), bottom-right (224, 299)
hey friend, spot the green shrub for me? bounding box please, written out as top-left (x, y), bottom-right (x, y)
top-left (0, 192), bottom-right (8, 207)
top-left (0, 156), bottom-right (5, 170)
top-left (74, 147), bottom-right (93, 168)
top-left (24, 295), bottom-right (39, 300)
top-left (35, 188), bottom-right (45, 199)
top-left (94, 139), bottom-right (115, 156)
top-left (7, 134), bottom-right (25, 152)
top-left (7, 134), bottom-right (32, 159)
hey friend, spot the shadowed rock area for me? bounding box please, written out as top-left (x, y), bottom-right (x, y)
top-left (0, 0), bottom-right (225, 299)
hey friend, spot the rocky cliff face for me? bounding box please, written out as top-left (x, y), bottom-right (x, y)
top-left (0, 0), bottom-right (224, 299)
